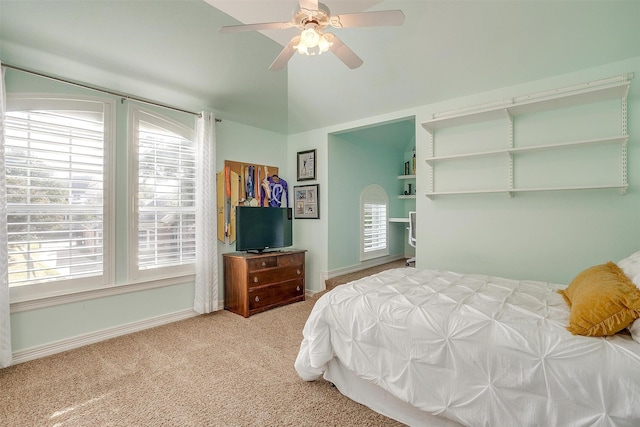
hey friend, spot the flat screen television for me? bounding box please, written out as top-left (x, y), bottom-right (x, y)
top-left (235, 206), bottom-right (293, 253)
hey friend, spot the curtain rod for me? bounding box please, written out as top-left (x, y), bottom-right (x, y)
top-left (2, 63), bottom-right (221, 122)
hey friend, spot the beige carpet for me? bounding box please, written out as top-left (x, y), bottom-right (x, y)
top-left (325, 259), bottom-right (409, 291)
top-left (0, 261), bottom-right (409, 426)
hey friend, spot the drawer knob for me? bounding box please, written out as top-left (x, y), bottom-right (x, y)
top-left (297, 269), bottom-right (301, 275)
top-left (261, 261), bottom-right (266, 267)
top-left (255, 296), bottom-right (260, 302)
top-left (253, 277), bottom-right (258, 283)
top-left (296, 286), bottom-right (300, 291)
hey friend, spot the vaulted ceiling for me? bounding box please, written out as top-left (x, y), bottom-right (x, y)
top-left (1, 1), bottom-right (639, 135)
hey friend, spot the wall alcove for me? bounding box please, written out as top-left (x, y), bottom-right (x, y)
top-left (327, 117), bottom-right (416, 271)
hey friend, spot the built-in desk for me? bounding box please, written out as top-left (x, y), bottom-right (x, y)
top-left (389, 217), bottom-right (409, 223)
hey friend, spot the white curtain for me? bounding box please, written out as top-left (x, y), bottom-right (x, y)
top-left (0, 63), bottom-right (12, 367)
top-left (194, 112), bottom-right (218, 314)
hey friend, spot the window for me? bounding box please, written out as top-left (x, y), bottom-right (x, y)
top-left (5, 96), bottom-right (113, 298)
top-left (130, 109), bottom-right (196, 281)
top-left (360, 184), bottom-right (389, 261)
top-left (5, 95), bottom-right (196, 302)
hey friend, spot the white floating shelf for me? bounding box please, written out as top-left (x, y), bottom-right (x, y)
top-left (389, 217), bottom-right (410, 223)
top-left (422, 76), bottom-right (631, 133)
top-left (424, 135), bottom-right (628, 163)
top-left (425, 184), bottom-right (628, 199)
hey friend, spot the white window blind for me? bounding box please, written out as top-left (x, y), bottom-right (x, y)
top-left (132, 110), bottom-right (196, 278)
top-left (5, 108), bottom-right (105, 288)
top-left (360, 184), bottom-right (389, 261)
top-left (363, 203), bottom-right (387, 252)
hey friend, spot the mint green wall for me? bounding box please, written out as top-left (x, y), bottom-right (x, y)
top-left (327, 132), bottom-right (405, 270)
top-left (214, 119), bottom-right (289, 295)
top-left (289, 56), bottom-right (640, 292)
top-left (5, 69), bottom-right (287, 354)
top-left (10, 282), bottom-right (193, 351)
top-left (414, 57), bottom-right (640, 285)
top-left (285, 130), bottom-right (327, 292)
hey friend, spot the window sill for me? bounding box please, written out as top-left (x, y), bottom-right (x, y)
top-left (10, 274), bottom-right (196, 314)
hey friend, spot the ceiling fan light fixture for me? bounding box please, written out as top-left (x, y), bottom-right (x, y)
top-left (218, 1), bottom-right (405, 69)
top-left (317, 33), bottom-right (332, 54)
top-left (295, 43), bottom-right (309, 55)
top-left (300, 26), bottom-right (321, 48)
top-left (295, 26), bottom-right (333, 56)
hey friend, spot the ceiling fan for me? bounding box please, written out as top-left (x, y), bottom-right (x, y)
top-left (217, 0), bottom-right (405, 71)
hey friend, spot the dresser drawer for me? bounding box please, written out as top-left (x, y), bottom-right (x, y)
top-left (248, 265), bottom-right (304, 288)
top-left (277, 252), bottom-right (304, 266)
top-left (247, 256), bottom-right (278, 271)
top-left (248, 279), bottom-right (304, 311)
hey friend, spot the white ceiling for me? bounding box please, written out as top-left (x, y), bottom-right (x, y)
top-left (1, 1), bottom-right (639, 136)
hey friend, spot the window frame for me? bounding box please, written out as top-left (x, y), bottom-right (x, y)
top-left (6, 94), bottom-right (116, 302)
top-left (128, 107), bottom-right (197, 283)
top-left (360, 184), bottom-right (389, 261)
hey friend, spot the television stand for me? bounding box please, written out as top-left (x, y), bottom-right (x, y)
top-left (223, 249), bottom-right (306, 317)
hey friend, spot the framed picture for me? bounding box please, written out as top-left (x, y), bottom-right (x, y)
top-left (297, 149), bottom-right (316, 181)
top-left (294, 184), bottom-right (319, 219)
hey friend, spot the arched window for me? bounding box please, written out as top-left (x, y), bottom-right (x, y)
top-left (5, 95), bottom-right (114, 299)
top-left (360, 184), bottom-right (389, 261)
top-left (129, 107), bottom-right (196, 281)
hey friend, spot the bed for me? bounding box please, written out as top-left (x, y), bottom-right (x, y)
top-left (295, 253), bottom-right (640, 427)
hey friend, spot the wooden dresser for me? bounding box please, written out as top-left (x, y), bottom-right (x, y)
top-left (223, 249), bottom-right (306, 317)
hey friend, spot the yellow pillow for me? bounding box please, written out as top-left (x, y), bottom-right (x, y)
top-left (558, 262), bottom-right (640, 337)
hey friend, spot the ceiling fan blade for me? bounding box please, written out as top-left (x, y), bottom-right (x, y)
top-left (219, 21), bottom-right (294, 33)
top-left (299, 0), bottom-right (319, 13)
top-left (325, 33), bottom-right (363, 69)
top-left (330, 10), bottom-right (405, 29)
top-left (269, 36), bottom-right (301, 71)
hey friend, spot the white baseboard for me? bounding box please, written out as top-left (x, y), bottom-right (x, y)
top-left (11, 308), bottom-right (201, 366)
top-left (305, 289), bottom-right (320, 298)
top-left (324, 254), bottom-right (405, 280)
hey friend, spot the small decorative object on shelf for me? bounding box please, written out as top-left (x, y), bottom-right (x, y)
top-left (404, 183), bottom-right (413, 195)
top-left (404, 161), bottom-right (410, 175)
top-left (412, 149), bottom-right (416, 174)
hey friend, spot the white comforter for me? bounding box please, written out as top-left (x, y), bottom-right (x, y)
top-left (295, 268), bottom-right (640, 426)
